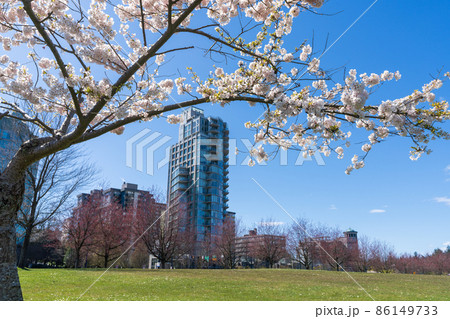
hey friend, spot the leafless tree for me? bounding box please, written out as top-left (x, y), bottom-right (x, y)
top-left (251, 219), bottom-right (287, 268)
top-left (214, 218), bottom-right (241, 269)
top-left (353, 235), bottom-right (372, 272)
top-left (288, 218), bottom-right (322, 269)
top-left (17, 147), bottom-right (97, 268)
top-left (318, 228), bottom-right (351, 271)
top-left (369, 240), bottom-right (396, 273)
top-left (137, 195), bottom-right (192, 269)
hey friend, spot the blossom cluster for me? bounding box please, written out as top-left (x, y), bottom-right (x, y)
top-left (0, 0), bottom-right (448, 173)
top-left (196, 58), bottom-right (449, 172)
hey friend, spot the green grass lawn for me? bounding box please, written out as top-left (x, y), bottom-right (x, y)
top-left (18, 268), bottom-right (450, 301)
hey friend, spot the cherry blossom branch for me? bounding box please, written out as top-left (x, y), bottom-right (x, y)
top-left (0, 111), bottom-right (8, 120)
top-left (139, 0), bottom-right (148, 47)
top-left (168, 0), bottom-right (173, 28)
top-left (21, 0), bottom-right (83, 121)
top-left (46, 28), bottom-right (89, 71)
top-left (83, 0), bottom-right (204, 129)
top-left (59, 110), bottom-right (75, 135)
top-left (0, 101), bottom-right (54, 135)
top-left (75, 95), bottom-right (266, 144)
top-left (156, 46), bottom-right (195, 56)
top-left (175, 27), bottom-right (273, 67)
top-left (75, 98), bottom-right (210, 144)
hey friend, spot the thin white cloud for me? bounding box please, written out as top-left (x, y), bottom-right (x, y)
top-left (433, 196), bottom-right (450, 206)
top-left (446, 165), bottom-right (450, 172)
top-left (442, 241), bottom-right (450, 248)
top-left (370, 209), bottom-right (386, 214)
top-left (329, 204), bottom-right (337, 210)
top-left (259, 221), bottom-right (284, 226)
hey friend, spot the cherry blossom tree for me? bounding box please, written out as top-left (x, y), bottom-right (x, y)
top-left (0, 0), bottom-right (449, 300)
top-left (63, 197), bottom-right (100, 268)
top-left (394, 253), bottom-right (415, 274)
top-left (394, 249), bottom-right (450, 275)
top-left (92, 202), bottom-right (132, 268)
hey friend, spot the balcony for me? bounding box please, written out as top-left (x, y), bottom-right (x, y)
top-left (176, 183), bottom-right (188, 190)
top-left (223, 183), bottom-right (229, 189)
top-left (173, 167), bottom-right (188, 176)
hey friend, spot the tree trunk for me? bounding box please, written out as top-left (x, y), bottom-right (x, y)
top-left (75, 249), bottom-right (80, 268)
top-left (18, 225), bottom-right (32, 268)
top-left (0, 167), bottom-right (26, 301)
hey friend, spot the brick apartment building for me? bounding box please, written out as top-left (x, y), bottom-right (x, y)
top-left (76, 182), bottom-right (166, 214)
top-left (236, 228), bottom-right (288, 268)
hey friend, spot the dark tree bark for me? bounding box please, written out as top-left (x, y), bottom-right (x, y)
top-left (0, 166), bottom-right (26, 301)
top-left (17, 224), bottom-right (33, 268)
top-left (74, 248), bottom-right (81, 269)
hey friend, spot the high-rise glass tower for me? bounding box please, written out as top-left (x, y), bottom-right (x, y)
top-left (167, 107), bottom-right (234, 254)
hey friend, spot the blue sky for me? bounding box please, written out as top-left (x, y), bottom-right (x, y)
top-left (81, 0), bottom-right (450, 255)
